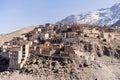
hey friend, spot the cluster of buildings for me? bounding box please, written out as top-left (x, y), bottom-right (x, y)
top-left (0, 23), bottom-right (120, 70)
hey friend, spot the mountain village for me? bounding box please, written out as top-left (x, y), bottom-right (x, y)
top-left (0, 23), bottom-right (120, 70)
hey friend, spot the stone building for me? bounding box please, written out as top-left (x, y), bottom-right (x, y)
top-left (8, 44), bottom-right (29, 69)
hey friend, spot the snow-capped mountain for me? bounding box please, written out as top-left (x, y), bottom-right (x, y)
top-left (111, 20), bottom-right (120, 27)
top-left (58, 3), bottom-right (120, 26)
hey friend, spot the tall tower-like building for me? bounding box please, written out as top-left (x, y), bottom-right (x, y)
top-left (9, 44), bottom-right (29, 70)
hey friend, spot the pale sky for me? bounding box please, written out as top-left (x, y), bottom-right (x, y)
top-left (0, 0), bottom-right (120, 33)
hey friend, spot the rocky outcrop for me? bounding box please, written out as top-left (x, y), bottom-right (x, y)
top-left (78, 38), bottom-right (120, 59)
top-left (0, 54), bottom-right (118, 80)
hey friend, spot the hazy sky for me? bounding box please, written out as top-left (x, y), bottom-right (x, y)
top-left (0, 0), bottom-right (120, 33)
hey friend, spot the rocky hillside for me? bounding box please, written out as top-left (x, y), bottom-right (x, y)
top-left (0, 37), bottom-right (120, 80)
top-left (58, 3), bottom-right (120, 26)
top-left (0, 26), bottom-right (35, 46)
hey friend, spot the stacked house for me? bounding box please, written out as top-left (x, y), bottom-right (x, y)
top-left (0, 23), bottom-right (119, 70)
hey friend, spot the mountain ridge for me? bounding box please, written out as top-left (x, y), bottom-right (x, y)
top-left (57, 3), bottom-right (120, 26)
top-left (111, 20), bottom-right (120, 27)
top-left (0, 26), bottom-right (35, 46)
